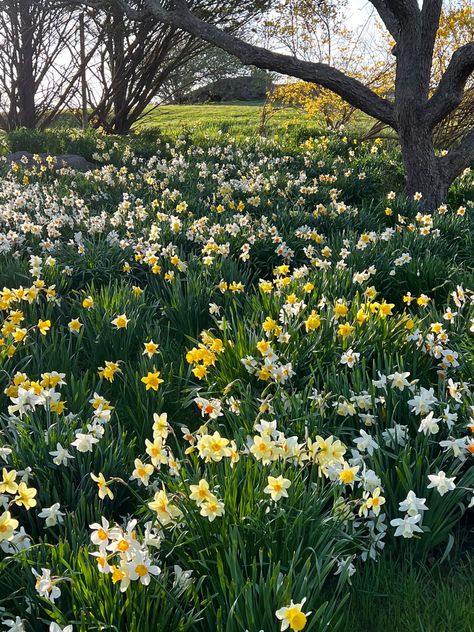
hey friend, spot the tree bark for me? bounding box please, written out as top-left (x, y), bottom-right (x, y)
top-left (399, 129), bottom-right (448, 208)
top-left (18, 0), bottom-right (36, 128)
top-left (80, 12), bottom-right (88, 130)
top-left (110, 5), bottom-right (130, 134)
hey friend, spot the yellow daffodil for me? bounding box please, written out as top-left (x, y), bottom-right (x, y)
top-left (37, 319), bottom-right (51, 335)
top-left (0, 511), bottom-right (19, 541)
top-left (189, 479), bottom-right (213, 505)
top-left (14, 482), bottom-right (37, 509)
top-left (304, 310), bottom-right (321, 332)
top-left (82, 296), bottom-right (94, 309)
top-left (0, 468), bottom-right (18, 495)
top-left (276, 599), bottom-right (309, 631)
top-left (111, 314), bottom-right (129, 329)
top-left (143, 340), bottom-right (159, 358)
top-left (68, 318), bottom-right (83, 333)
top-left (98, 361), bottom-right (122, 382)
top-left (141, 371), bottom-right (164, 391)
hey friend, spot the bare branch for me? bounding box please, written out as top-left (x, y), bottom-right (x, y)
top-left (421, 0), bottom-right (443, 44)
top-left (439, 126), bottom-right (474, 182)
top-left (426, 43), bottom-right (474, 128)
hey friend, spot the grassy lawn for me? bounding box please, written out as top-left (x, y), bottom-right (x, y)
top-left (341, 553), bottom-right (474, 632)
top-left (138, 102), bottom-right (378, 139)
top-left (3, 102), bottom-right (378, 148)
top-left (138, 101), bottom-right (309, 138)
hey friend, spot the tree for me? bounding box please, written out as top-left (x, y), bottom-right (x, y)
top-left (0, 0), bottom-right (93, 131)
top-left (81, 1), bottom-right (208, 133)
top-left (160, 45), bottom-right (254, 104)
top-left (261, 1), bottom-right (393, 132)
top-left (70, 0), bottom-right (269, 133)
top-left (113, 0), bottom-right (474, 207)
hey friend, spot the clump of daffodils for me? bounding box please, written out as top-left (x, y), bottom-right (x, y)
top-left (89, 518), bottom-right (161, 592)
top-left (186, 330), bottom-right (226, 380)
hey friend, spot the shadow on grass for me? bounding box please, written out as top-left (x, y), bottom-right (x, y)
top-left (339, 550), bottom-right (473, 632)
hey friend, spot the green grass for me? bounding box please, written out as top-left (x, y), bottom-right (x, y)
top-left (138, 102), bottom-right (378, 140)
top-left (137, 101), bottom-right (310, 138)
top-left (341, 552), bottom-right (474, 632)
top-left (2, 102), bottom-right (379, 154)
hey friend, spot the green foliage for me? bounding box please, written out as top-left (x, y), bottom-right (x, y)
top-left (0, 118), bottom-right (472, 631)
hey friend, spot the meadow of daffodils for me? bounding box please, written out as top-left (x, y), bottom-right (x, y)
top-left (0, 128), bottom-right (473, 631)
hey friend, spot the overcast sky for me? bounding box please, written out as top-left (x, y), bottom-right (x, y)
top-left (348, 0), bottom-right (374, 23)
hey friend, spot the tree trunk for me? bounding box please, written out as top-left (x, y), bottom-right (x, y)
top-left (399, 128), bottom-right (448, 209)
top-left (110, 7), bottom-right (129, 134)
top-left (394, 16), bottom-right (448, 210)
top-left (79, 12), bottom-right (88, 130)
top-left (18, 0), bottom-right (36, 128)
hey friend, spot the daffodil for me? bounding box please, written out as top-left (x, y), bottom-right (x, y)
top-left (304, 310), bottom-right (321, 332)
top-left (127, 551), bottom-right (160, 585)
top-left (338, 322), bottom-right (354, 337)
top-left (91, 472), bottom-right (114, 500)
top-left (141, 371), bottom-right (164, 391)
top-left (0, 468), bottom-right (18, 494)
top-left (37, 319), bottom-right (51, 335)
top-left (427, 471), bottom-right (456, 496)
top-left (143, 340), bottom-right (159, 358)
top-left (192, 364), bottom-right (208, 379)
top-left (333, 301), bottom-right (348, 319)
top-left (189, 479), bottom-right (213, 505)
top-left (0, 511), bottom-right (19, 541)
top-left (339, 462), bottom-right (359, 486)
top-left (152, 412), bottom-right (169, 439)
top-left (197, 431), bottom-right (231, 462)
top-left (199, 498), bottom-right (225, 522)
top-left (98, 361), bottom-right (122, 382)
top-left (82, 296), bottom-right (94, 309)
top-left (276, 599), bottom-right (309, 631)
top-left (111, 313), bottom-right (129, 329)
top-left (68, 318), bottom-right (82, 333)
top-left (364, 487), bottom-right (386, 516)
top-left (264, 475), bottom-right (291, 502)
top-left (148, 489), bottom-right (182, 525)
top-left (145, 437), bottom-right (168, 467)
top-left (14, 482), bottom-right (37, 509)
top-left (131, 459), bottom-right (154, 486)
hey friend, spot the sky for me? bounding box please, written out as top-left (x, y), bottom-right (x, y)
top-left (347, 0), bottom-right (376, 26)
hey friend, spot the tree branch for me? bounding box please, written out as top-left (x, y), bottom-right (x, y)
top-left (383, 0), bottom-right (419, 22)
top-left (421, 0), bottom-right (442, 44)
top-left (368, 0), bottom-right (400, 41)
top-left (421, 0), bottom-right (442, 65)
top-left (139, 0), bottom-right (396, 127)
top-left (426, 43), bottom-right (474, 128)
top-left (439, 126), bottom-right (474, 181)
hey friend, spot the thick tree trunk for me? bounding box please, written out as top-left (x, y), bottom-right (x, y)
top-left (138, 0), bottom-right (474, 202)
top-left (394, 14), bottom-right (448, 210)
top-left (399, 128), bottom-right (448, 209)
